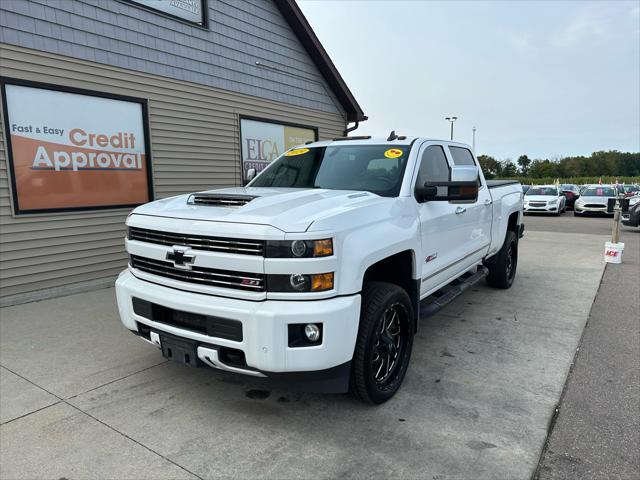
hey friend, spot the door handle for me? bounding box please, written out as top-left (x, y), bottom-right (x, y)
top-left (455, 206), bottom-right (466, 215)
top-left (484, 199), bottom-right (493, 206)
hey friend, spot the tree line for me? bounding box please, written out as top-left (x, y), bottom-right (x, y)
top-left (477, 150), bottom-right (640, 181)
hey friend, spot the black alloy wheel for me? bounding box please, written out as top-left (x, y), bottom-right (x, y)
top-left (504, 241), bottom-right (516, 284)
top-left (485, 230), bottom-right (518, 289)
top-left (351, 282), bottom-right (414, 404)
top-left (372, 302), bottom-right (407, 385)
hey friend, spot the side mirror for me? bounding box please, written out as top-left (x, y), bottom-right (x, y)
top-left (415, 165), bottom-right (479, 202)
top-left (246, 168), bottom-right (256, 182)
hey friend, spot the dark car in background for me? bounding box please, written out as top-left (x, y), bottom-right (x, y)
top-left (622, 184), bottom-right (640, 197)
top-left (560, 184), bottom-right (580, 209)
top-left (621, 196), bottom-right (640, 228)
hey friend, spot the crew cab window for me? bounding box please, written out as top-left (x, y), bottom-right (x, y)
top-left (449, 146), bottom-right (476, 166)
top-left (416, 145), bottom-right (449, 188)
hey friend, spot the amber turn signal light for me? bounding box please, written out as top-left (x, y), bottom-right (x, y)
top-left (313, 239), bottom-right (333, 257)
top-left (311, 272), bottom-right (334, 291)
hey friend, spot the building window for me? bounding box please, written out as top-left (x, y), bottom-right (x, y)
top-left (239, 117), bottom-right (317, 183)
top-left (127, 0), bottom-right (208, 27)
top-left (1, 79), bottom-right (153, 214)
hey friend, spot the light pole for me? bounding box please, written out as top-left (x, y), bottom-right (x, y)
top-left (472, 126), bottom-right (477, 152)
top-left (445, 116), bottom-right (458, 140)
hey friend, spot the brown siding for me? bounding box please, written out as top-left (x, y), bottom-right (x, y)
top-left (0, 44), bottom-right (346, 301)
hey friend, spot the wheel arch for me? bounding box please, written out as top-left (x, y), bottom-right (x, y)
top-left (507, 211), bottom-right (520, 235)
top-left (362, 250), bottom-right (420, 332)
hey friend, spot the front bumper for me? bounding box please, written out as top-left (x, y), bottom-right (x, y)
top-left (524, 204), bottom-right (559, 213)
top-left (574, 203), bottom-right (608, 214)
top-left (115, 270), bottom-right (360, 391)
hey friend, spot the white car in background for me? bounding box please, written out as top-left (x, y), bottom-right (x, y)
top-left (574, 185), bottom-right (617, 216)
top-left (523, 185), bottom-right (566, 215)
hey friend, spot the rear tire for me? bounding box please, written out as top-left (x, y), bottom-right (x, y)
top-left (350, 282), bottom-right (414, 404)
top-left (485, 231), bottom-right (518, 289)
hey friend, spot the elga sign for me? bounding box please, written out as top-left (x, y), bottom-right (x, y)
top-left (240, 118), bottom-right (316, 181)
top-left (130, 0), bottom-right (205, 25)
top-left (2, 82), bottom-right (152, 214)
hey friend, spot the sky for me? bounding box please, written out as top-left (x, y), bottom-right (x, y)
top-left (298, 0), bottom-right (640, 161)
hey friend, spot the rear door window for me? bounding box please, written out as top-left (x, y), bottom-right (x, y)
top-left (449, 146), bottom-right (481, 186)
top-left (449, 146), bottom-right (476, 166)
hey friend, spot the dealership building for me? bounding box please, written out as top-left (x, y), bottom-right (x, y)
top-left (0, 0), bottom-right (366, 306)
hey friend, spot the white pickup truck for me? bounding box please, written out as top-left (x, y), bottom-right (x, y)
top-left (116, 136), bottom-right (524, 404)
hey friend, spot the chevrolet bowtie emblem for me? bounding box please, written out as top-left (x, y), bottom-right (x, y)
top-left (166, 247), bottom-right (195, 270)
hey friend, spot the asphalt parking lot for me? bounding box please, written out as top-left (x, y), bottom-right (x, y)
top-left (0, 213), bottom-right (631, 480)
top-left (536, 214), bottom-right (639, 479)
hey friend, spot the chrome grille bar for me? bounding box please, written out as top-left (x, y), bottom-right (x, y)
top-left (128, 227), bottom-right (265, 256)
top-left (130, 255), bottom-right (265, 291)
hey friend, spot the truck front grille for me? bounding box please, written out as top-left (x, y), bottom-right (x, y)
top-left (128, 227), bottom-right (264, 256)
top-left (130, 255), bottom-right (265, 291)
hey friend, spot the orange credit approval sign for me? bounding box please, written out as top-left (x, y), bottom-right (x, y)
top-left (3, 82), bottom-right (152, 213)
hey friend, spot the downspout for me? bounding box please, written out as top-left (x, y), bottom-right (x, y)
top-left (343, 116), bottom-right (368, 136)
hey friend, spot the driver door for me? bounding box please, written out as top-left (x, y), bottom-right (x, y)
top-left (415, 143), bottom-right (460, 296)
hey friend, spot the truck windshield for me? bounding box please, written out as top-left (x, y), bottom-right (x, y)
top-left (249, 145), bottom-right (411, 197)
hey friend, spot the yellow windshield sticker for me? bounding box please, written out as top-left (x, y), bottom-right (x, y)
top-left (285, 148), bottom-right (310, 156)
top-left (384, 148), bottom-right (403, 159)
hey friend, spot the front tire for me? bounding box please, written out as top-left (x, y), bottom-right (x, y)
top-left (485, 230), bottom-right (518, 289)
top-left (351, 282), bottom-right (414, 404)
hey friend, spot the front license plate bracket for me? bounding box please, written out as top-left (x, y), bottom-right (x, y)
top-left (159, 333), bottom-right (200, 367)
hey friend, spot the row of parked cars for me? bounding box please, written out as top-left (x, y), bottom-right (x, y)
top-left (522, 183), bottom-right (640, 225)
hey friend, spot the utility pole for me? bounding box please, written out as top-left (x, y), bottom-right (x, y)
top-left (472, 126), bottom-right (477, 152)
top-left (445, 116), bottom-right (458, 140)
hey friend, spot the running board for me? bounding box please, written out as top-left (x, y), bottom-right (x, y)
top-left (419, 266), bottom-right (489, 319)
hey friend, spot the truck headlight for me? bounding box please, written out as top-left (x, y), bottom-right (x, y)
top-left (266, 239), bottom-right (333, 258)
top-left (268, 273), bottom-right (334, 292)
top-left (290, 240), bottom-right (307, 257)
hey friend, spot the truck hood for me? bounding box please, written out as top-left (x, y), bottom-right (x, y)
top-left (132, 187), bottom-right (389, 233)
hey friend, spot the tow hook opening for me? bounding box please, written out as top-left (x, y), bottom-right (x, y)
top-left (219, 347), bottom-right (248, 368)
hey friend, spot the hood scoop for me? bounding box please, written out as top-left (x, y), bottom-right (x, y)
top-left (188, 193), bottom-right (256, 208)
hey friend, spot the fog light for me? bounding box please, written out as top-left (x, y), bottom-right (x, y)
top-left (289, 274), bottom-right (309, 291)
top-left (304, 324), bottom-right (321, 342)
